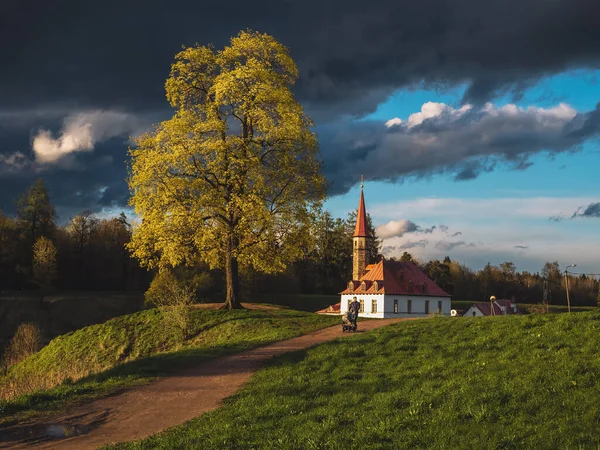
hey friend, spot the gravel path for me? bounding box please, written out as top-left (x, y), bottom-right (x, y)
top-left (0, 317), bottom-right (418, 449)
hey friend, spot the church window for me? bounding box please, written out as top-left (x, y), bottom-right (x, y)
top-left (425, 300), bottom-right (430, 314)
top-left (359, 299), bottom-right (364, 313)
top-left (407, 299), bottom-right (412, 314)
top-left (372, 299), bottom-right (377, 313)
top-left (472, 310), bottom-right (476, 316)
top-left (394, 299), bottom-right (398, 313)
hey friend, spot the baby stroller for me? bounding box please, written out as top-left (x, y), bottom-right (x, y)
top-left (342, 311), bottom-right (357, 332)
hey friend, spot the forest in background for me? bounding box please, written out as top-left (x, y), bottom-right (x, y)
top-left (1, 179), bottom-right (598, 307)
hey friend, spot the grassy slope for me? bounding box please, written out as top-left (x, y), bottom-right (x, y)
top-left (0, 307), bottom-right (338, 425)
top-left (452, 299), bottom-right (597, 314)
top-left (246, 294), bottom-right (339, 312)
top-left (109, 312), bottom-right (600, 449)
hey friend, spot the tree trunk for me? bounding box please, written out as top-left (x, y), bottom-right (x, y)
top-left (223, 235), bottom-right (243, 310)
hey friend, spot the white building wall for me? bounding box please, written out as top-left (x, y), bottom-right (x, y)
top-left (340, 294), bottom-right (386, 318)
top-left (341, 294), bottom-right (451, 319)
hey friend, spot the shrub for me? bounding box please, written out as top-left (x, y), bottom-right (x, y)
top-left (1, 323), bottom-right (42, 370)
top-left (145, 270), bottom-right (194, 340)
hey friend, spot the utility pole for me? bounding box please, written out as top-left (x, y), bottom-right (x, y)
top-left (565, 264), bottom-right (577, 313)
top-left (543, 279), bottom-right (548, 313)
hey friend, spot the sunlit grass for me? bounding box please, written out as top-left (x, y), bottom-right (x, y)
top-left (108, 312), bottom-right (600, 449)
top-left (0, 307), bottom-right (338, 425)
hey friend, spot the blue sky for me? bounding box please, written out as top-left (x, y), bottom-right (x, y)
top-left (323, 70), bottom-right (600, 274)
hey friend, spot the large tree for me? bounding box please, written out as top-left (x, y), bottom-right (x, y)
top-left (128, 31), bottom-right (326, 309)
top-left (16, 179), bottom-right (56, 247)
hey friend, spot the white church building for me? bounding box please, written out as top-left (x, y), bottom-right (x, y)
top-left (338, 186), bottom-right (452, 318)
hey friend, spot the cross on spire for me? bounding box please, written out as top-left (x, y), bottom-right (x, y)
top-left (360, 174), bottom-right (364, 189)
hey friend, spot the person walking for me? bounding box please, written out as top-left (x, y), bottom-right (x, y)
top-left (349, 297), bottom-right (360, 325)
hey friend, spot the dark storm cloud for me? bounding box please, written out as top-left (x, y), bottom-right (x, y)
top-left (2, 0), bottom-right (600, 212)
top-left (571, 202), bottom-right (600, 218)
top-left (549, 201), bottom-right (600, 221)
top-left (399, 240), bottom-right (429, 249)
top-left (322, 102), bottom-right (600, 194)
top-left (2, 0), bottom-right (600, 116)
top-left (435, 240), bottom-right (477, 251)
top-left (0, 135), bottom-right (132, 222)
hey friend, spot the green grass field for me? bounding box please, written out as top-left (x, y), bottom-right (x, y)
top-left (452, 299), bottom-right (598, 314)
top-left (108, 311), bottom-right (600, 449)
top-left (246, 294), bottom-right (339, 312)
top-left (0, 307), bottom-right (339, 426)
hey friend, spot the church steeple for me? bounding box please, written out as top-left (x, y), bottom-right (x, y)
top-left (353, 182), bottom-right (368, 238)
top-left (352, 177), bottom-right (369, 280)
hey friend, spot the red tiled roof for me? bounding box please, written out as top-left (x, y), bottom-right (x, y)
top-left (316, 302), bottom-right (341, 314)
top-left (472, 302), bottom-right (504, 316)
top-left (340, 259), bottom-right (451, 297)
top-left (353, 189), bottom-right (368, 237)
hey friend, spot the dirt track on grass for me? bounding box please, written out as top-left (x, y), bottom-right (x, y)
top-left (0, 317), bottom-right (418, 449)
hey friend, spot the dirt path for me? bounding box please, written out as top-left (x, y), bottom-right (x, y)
top-left (0, 317), bottom-right (418, 449)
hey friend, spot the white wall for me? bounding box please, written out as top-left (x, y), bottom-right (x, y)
top-left (340, 294), bottom-right (385, 318)
top-left (341, 294), bottom-right (451, 319)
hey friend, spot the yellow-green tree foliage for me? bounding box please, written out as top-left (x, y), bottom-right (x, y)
top-left (32, 236), bottom-right (58, 293)
top-left (128, 30), bottom-right (326, 309)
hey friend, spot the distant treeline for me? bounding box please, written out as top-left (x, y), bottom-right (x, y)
top-left (1, 180), bottom-right (598, 307)
top-left (0, 180), bottom-right (151, 292)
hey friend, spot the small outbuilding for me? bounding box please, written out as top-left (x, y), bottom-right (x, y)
top-left (463, 299), bottom-right (518, 317)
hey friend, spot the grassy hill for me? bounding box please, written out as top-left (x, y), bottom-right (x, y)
top-left (109, 311), bottom-right (600, 449)
top-left (246, 294), bottom-right (339, 312)
top-left (0, 306), bottom-right (338, 425)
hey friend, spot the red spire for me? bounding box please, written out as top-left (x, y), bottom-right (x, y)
top-left (353, 188), bottom-right (368, 237)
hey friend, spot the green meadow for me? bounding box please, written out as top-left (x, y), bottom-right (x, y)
top-left (109, 311), bottom-right (600, 449)
top-left (0, 307), bottom-right (338, 425)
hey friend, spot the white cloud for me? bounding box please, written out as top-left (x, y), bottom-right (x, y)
top-left (404, 101), bottom-right (472, 129)
top-left (385, 117), bottom-right (402, 128)
top-left (369, 196), bottom-right (599, 272)
top-left (375, 219), bottom-right (419, 239)
top-left (32, 110), bottom-right (149, 164)
top-left (323, 100), bottom-right (597, 194)
top-left (370, 197), bottom-right (598, 222)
